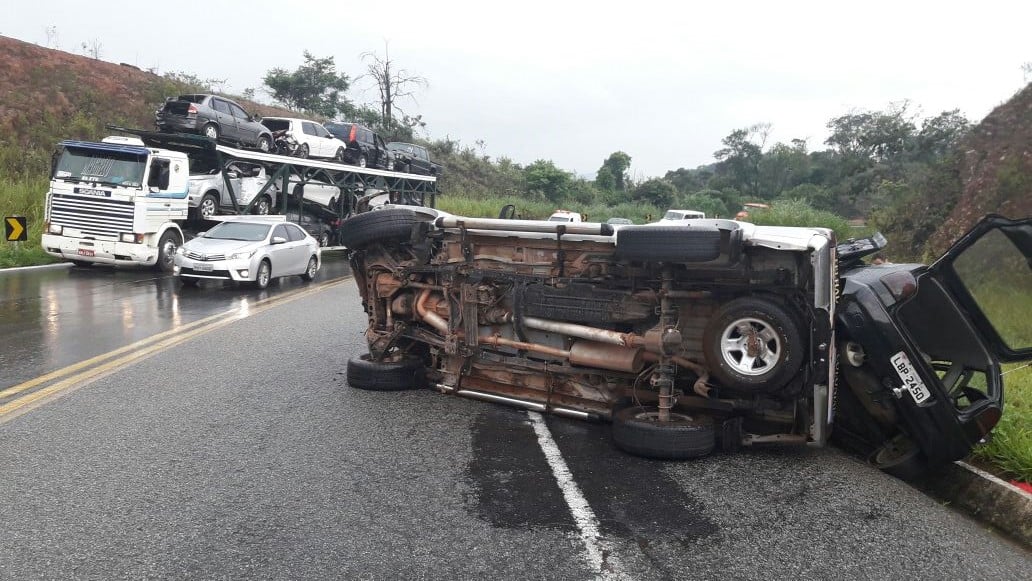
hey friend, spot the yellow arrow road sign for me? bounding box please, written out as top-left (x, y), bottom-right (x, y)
top-left (5, 216), bottom-right (27, 241)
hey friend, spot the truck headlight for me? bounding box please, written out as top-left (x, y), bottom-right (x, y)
top-left (49, 223), bottom-right (63, 235)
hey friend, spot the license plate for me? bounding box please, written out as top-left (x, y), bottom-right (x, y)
top-left (77, 248), bottom-right (95, 257)
top-left (891, 351), bottom-right (931, 404)
top-left (194, 263), bottom-right (213, 272)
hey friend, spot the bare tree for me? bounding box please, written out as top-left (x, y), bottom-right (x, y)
top-left (43, 25), bottom-right (58, 49)
top-left (360, 42), bottom-right (427, 129)
top-left (81, 38), bottom-right (102, 59)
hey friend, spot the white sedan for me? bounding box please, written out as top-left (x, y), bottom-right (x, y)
top-left (174, 219), bottom-right (320, 289)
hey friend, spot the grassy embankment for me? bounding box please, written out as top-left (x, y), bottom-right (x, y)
top-left (0, 177), bottom-right (55, 268)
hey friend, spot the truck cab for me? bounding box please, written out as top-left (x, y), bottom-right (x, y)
top-left (42, 138), bottom-right (190, 271)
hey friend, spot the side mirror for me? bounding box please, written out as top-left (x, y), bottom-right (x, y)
top-left (271, 236), bottom-right (287, 245)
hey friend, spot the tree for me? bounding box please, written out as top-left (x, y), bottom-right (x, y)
top-left (264, 52), bottom-right (352, 118)
top-left (361, 43), bottom-right (427, 130)
top-left (596, 151), bottom-right (632, 191)
top-left (713, 124), bottom-right (768, 199)
top-left (912, 110), bottom-right (969, 162)
top-left (632, 178), bottom-right (677, 208)
top-left (524, 160), bottom-right (572, 204)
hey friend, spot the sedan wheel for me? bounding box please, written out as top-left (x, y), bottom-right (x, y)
top-left (301, 256), bottom-right (318, 281)
top-left (298, 144), bottom-right (310, 159)
top-left (203, 123), bottom-right (219, 140)
top-left (254, 260), bottom-right (271, 289)
top-left (358, 155), bottom-right (367, 168)
top-left (257, 135), bottom-right (271, 152)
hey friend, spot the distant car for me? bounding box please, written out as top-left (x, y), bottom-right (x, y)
top-left (187, 161), bottom-right (279, 220)
top-left (606, 217), bottom-right (633, 225)
top-left (260, 117), bottom-right (347, 161)
top-left (660, 209), bottom-right (706, 222)
top-left (548, 210), bottom-right (583, 223)
top-left (323, 122), bottom-right (395, 170)
top-left (386, 142), bottom-right (442, 176)
top-left (174, 219), bottom-right (320, 289)
top-left (155, 94), bottom-right (273, 152)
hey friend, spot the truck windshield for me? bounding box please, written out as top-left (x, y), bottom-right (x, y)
top-left (53, 147), bottom-right (146, 188)
top-left (205, 222), bottom-right (271, 241)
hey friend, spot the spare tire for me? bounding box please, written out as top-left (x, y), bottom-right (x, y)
top-left (339, 208), bottom-right (423, 250)
top-left (615, 225), bottom-right (722, 262)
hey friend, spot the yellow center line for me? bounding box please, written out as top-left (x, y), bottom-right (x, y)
top-left (0, 279), bottom-right (348, 417)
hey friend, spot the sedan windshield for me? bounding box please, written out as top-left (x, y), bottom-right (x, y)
top-left (205, 222), bottom-right (271, 241)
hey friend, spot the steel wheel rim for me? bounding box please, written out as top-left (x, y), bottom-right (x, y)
top-left (162, 238), bottom-right (177, 268)
top-left (719, 317), bottom-right (781, 376)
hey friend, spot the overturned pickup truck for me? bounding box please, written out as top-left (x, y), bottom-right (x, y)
top-left (341, 208), bottom-right (1030, 477)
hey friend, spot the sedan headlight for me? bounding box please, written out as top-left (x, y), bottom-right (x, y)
top-left (229, 250), bottom-right (257, 260)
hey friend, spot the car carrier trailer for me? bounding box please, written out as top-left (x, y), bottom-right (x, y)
top-left (42, 127), bottom-right (438, 271)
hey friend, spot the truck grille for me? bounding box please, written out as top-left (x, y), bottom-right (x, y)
top-left (185, 251), bottom-right (226, 261)
top-left (50, 193), bottom-right (135, 240)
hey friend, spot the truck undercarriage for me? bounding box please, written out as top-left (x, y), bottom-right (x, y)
top-left (344, 208), bottom-right (836, 459)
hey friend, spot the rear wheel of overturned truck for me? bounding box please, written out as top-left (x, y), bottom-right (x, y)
top-left (612, 406), bottom-right (716, 459)
top-left (346, 354), bottom-right (427, 391)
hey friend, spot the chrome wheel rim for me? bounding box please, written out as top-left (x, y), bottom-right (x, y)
top-left (719, 317), bottom-right (781, 376)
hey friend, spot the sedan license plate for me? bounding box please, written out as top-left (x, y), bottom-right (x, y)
top-left (77, 248), bottom-right (95, 257)
top-left (891, 351), bottom-right (931, 404)
top-left (194, 263), bottom-right (213, 272)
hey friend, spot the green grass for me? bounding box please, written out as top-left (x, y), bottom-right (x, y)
top-left (0, 176), bottom-right (56, 268)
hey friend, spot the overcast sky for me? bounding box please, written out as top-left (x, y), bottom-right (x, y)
top-left (6, 0), bottom-right (1031, 178)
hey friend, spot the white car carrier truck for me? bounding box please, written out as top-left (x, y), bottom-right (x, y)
top-left (42, 128), bottom-right (439, 271)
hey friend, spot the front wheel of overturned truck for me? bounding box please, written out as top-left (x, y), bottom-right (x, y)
top-left (346, 354), bottom-right (427, 392)
top-left (611, 406), bottom-right (716, 460)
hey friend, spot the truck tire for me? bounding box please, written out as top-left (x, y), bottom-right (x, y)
top-left (703, 296), bottom-right (803, 391)
top-left (347, 354), bottom-right (426, 391)
top-left (615, 226), bottom-right (722, 262)
top-left (612, 406), bottom-right (715, 459)
top-left (338, 208), bottom-right (425, 250)
top-left (154, 230), bottom-right (181, 274)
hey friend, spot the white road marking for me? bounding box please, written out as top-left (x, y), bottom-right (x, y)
top-left (528, 411), bottom-right (623, 579)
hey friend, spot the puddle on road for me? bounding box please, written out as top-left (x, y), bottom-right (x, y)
top-left (466, 405), bottom-right (719, 546)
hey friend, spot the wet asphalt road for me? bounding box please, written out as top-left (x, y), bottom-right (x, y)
top-left (0, 263), bottom-right (1029, 579)
top-left (0, 253), bottom-right (353, 392)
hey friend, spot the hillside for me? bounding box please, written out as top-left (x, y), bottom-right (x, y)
top-left (0, 34), bottom-right (295, 176)
top-left (929, 84), bottom-right (1032, 254)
